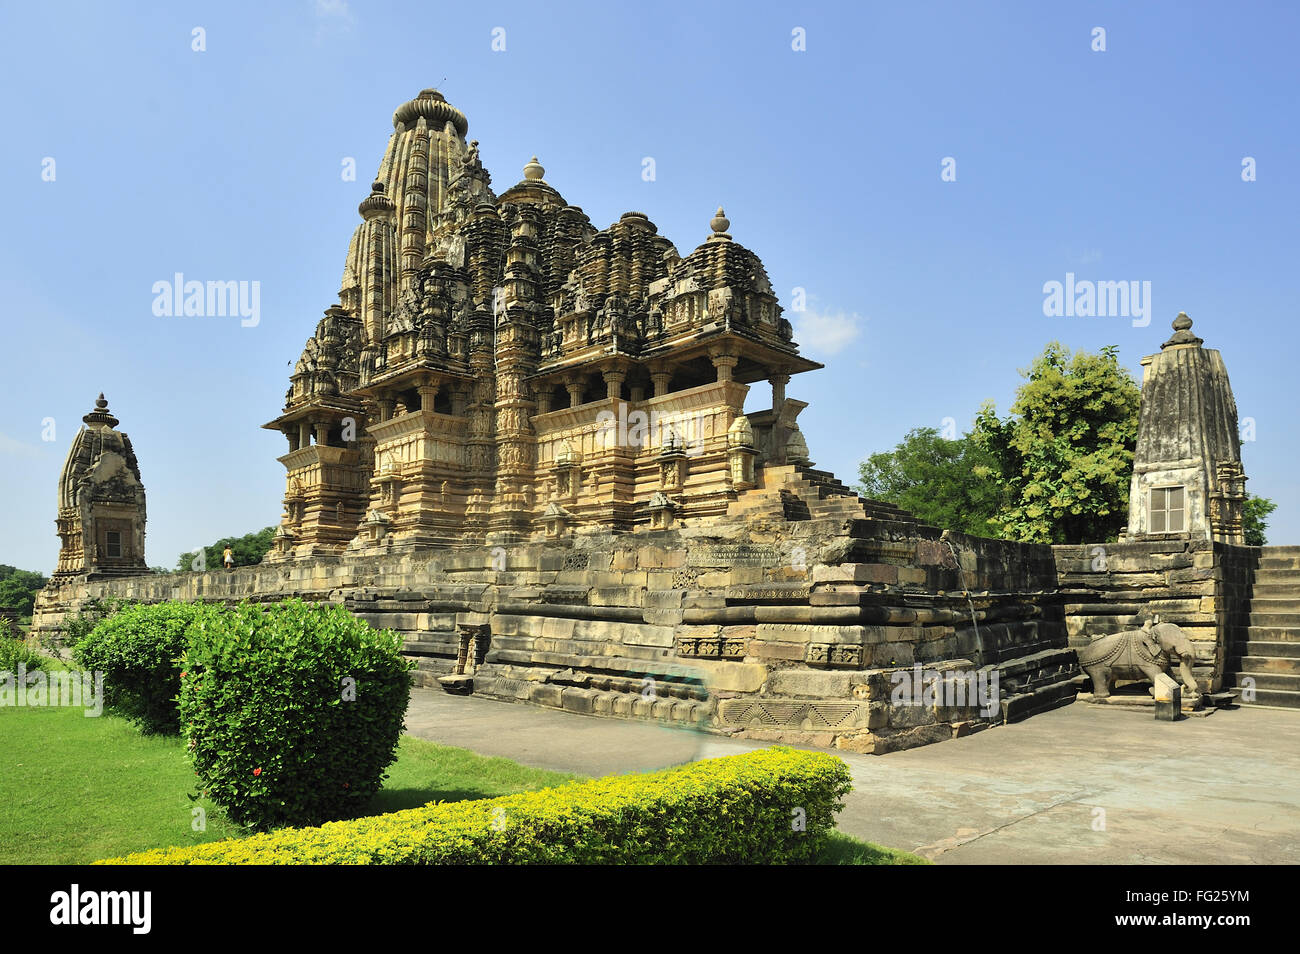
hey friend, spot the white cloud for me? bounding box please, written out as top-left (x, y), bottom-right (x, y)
top-left (791, 308), bottom-right (864, 355)
top-left (315, 0), bottom-right (351, 17)
top-left (0, 432), bottom-right (45, 460)
top-left (313, 0), bottom-right (356, 35)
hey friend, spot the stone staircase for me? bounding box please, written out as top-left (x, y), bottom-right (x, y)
top-left (1227, 546), bottom-right (1300, 709)
top-left (726, 464), bottom-right (918, 527)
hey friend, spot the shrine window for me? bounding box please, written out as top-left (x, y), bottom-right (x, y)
top-left (1149, 486), bottom-right (1185, 533)
top-left (105, 530), bottom-right (123, 558)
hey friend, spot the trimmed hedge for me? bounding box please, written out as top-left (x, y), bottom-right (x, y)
top-left (98, 747), bottom-right (852, 864)
top-left (73, 602), bottom-right (207, 734)
top-left (180, 599), bottom-right (411, 830)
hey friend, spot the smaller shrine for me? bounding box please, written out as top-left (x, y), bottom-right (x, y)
top-left (51, 394), bottom-right (149, 580)
top-left (1124, 312), bottom-right (1248, 543)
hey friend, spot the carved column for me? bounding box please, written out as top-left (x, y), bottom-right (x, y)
top-left (770, 372), bottom-right (790, 411)
top-left (710, 350), bottom-right (738, 383)
top-left (649, 363), bottom-right (672, 397)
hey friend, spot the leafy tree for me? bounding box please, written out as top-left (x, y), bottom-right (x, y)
top-left (176, 527), bottom-right (276, 572)
top-left (855, 427), bottom-right (1001, 536)
top-left (1243, 495), bottom-right (1277, 547)
top-left (972, 343), bottom-right (1140, 544)
top-left (0, 566), bottom-right (48, 618)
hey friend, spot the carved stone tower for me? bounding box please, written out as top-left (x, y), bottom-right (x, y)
top-left (52, 394), bottom-right (149, 579)
top-left (1125, 313), bottom-right (1247, 544)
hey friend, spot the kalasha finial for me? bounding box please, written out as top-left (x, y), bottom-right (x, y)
top-left (523, 156), bottom-right (545, 181)
top-left (1162, 311), bottom-right (1203, 349)
top-left (708, 206), bottom-right (732, 243)
top-left (96, 393), bottom-right (107, 409)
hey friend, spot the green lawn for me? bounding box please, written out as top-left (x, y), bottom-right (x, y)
top-left (0, 699), bottom-right (924, 865)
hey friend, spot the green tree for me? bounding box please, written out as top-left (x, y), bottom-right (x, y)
top-left (0, 566), bottom-right (48, 618)
top-left (972, 343), bottom-right (1140, 544)
top-left (176, 527), bottom-right (277, 572)
top-left (1242, 495), bottom-right (1277, 547)
top-left (855, 427), bottom-right (1001, 536)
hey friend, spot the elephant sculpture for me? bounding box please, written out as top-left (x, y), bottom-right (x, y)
top-left (1078, 616), bottom-right (1200, 699)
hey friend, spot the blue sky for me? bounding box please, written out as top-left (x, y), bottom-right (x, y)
top-left (1, 0), bottom-right (1296, 573)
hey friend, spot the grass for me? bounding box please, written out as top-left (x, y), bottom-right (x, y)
top-left (0, 697), bottom-right (925, 865)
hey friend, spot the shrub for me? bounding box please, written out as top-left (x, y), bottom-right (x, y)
top-left (98, 747), bottom-right (853, 864)
top-left (180, 599), bottom-right (412, 830)
top-left (0, 634), bottom-right (49, 674)
top-left (73, 602), bottom-right (208, 734)
top-left (60, 597), bottom-right (130, 653)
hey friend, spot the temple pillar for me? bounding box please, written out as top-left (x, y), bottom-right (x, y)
top-left (710, 351), bottom-right (738, 383)
top-left (602, 366), bottom-right (626, 400)
top-left (564, 374), bottom-right (585, 407)
top-left (770, 372), bottom-right (790, 411)
top-left (650, 365), bottom-right (672, 397)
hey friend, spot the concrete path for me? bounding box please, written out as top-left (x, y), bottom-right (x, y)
top-left (403, 688), bottom-right (1300, 864)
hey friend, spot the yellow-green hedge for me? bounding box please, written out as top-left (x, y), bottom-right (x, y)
top-left (98, 747), bottom-right (852, 864)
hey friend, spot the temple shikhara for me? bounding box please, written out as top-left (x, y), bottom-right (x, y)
top-left (263, 89), bottom-right (821, 559)
top-left (33, 87), bottom-right (1298, 752)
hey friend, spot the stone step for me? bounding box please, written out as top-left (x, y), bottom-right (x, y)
top-left (1228, 671), bottom-right (1300, 692)
top-left (1261, 546), bottom-right (1300, 556)
top-left (1248, 583), bottom-right (1300, 597)
top-left (1239, 640), bottom-right (1300, 658)
top-left (1231, 626), bottom-right (1300, 643)
top-left (1253, 569), bottom-right (1300, 584)
top-left (1248, 598), bottom-right (1300, 613)
top-left (1249, 612), bottom-right (1300, 628)
top-left (1227, 686), bottom-right (1300, 709)
top-left (1231, 654), bottom-right (1300, 675)
top-left (1259, 555), bottom-right (1300, 570)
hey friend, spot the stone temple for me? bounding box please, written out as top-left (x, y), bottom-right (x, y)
top-left (262, 88), bottom-right (819, 559)
top-left (32, 89), bottom-right (1300, 752)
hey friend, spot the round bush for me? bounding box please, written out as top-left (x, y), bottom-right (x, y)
top-left (180, 599), bottom-right (412, 830)
top-left (73, 601), bottom-right (208, 734)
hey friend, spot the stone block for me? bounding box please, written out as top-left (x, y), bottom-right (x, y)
top-left (811, 563), bottom-right (900, 585)
top-left (747, 640), bottom-right (806, 661)
top-left (530, 684), bottom-right (564, 709)
top-left (766, 669), bottom-right (854, 698)
top-left (684, 658), bottom-right (767, 692)
top-left (561, 687), bottom-right (596, 714)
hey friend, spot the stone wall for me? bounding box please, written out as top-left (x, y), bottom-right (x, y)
top-left (33, 508), bottom-right (1079, 755)
top-left (1051, 539), bottom-right (1256, 694)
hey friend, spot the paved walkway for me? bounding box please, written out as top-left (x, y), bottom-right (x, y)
top-left (403, 689), bottom-right (1300, 864)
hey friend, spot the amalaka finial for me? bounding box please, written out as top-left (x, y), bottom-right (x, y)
top-left (523, 156), bottom-right (545, 181)
top-left (83, 393), bottom-right (119, 428)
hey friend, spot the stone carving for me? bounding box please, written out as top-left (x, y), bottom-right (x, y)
top-left (1078, 617), bottom-right (1200, 699)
